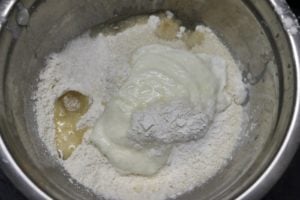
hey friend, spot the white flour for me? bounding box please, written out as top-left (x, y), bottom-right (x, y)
top-left (34, 14), bottom-right (246, 200)
top-left (274, 2), bottom-right (299, 34)
top-left (129, 99), bottom-right (211, 145)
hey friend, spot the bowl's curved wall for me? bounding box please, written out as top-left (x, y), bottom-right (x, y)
top-left (0, 0), bottom-right (299, 200)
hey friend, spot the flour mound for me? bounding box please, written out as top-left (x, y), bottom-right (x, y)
top-left (34, 13), bottom-right (247, 200)
top-left (129, 100), bottom-right (210, 145)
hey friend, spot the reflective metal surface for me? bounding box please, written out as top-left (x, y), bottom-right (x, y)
top-left (0, 0), bottom-right (299, 200)
top-left (0, 0), bottom-right (17, 30)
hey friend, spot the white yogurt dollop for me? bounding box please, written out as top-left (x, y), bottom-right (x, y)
top-left (90, 44), bottom-right (229, 176)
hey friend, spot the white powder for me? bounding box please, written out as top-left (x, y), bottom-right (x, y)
top-left (274, 2), bottom-right (299, 35)
top-left (129, 99), bottom-right (210, 145)
top-left (34, 14), bottom-right (246, 200)
top-left (62, 94), bottom-right (82, 112)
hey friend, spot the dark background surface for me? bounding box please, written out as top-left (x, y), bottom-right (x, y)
top-left (1, 0), bottom-right (300, 200)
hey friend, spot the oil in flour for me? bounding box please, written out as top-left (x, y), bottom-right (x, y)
top-left (55, 91), bottom-right (90, 160)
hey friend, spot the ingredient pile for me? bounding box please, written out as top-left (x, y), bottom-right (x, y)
top-left (34, 12), bottom-right (247, 200)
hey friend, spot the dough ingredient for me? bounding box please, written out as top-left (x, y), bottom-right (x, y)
top-left (55, 91), bottom-right (89, 160)
top-left (90, 44), bottom-right (229, 175)
top-left (34, 13), bottom-right (247, 200)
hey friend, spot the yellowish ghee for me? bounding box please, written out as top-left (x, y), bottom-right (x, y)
top-left (55, 91), bottom-right (89, 160)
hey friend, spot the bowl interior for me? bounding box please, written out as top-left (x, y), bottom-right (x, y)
top-left (0, 0), bottom-right (295, 199)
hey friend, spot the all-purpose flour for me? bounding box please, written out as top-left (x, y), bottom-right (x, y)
top-left (34, 14), bottom-right (247, 200)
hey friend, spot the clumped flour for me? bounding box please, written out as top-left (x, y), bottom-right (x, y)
top-left (129, 99), bottom-right (211, 145)
top-left (34, 14), bottom-right (246, 200)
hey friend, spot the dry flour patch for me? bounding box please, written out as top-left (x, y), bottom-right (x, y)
top-left (34, 14), bottom-right (246, 200)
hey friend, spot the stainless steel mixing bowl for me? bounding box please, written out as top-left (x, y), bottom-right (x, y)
top-left (0, 0), bottom-right (300, 199)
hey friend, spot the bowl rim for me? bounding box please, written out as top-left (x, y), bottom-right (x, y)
top-left (1, 1), bottom-right (52, 199)
top-left (0, 0), bottom-right (299, 200)
top-left (237, 0), bottom-right (300, 199)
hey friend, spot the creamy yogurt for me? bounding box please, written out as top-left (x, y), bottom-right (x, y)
top-left (90, 44), bottom-right (229, 176)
